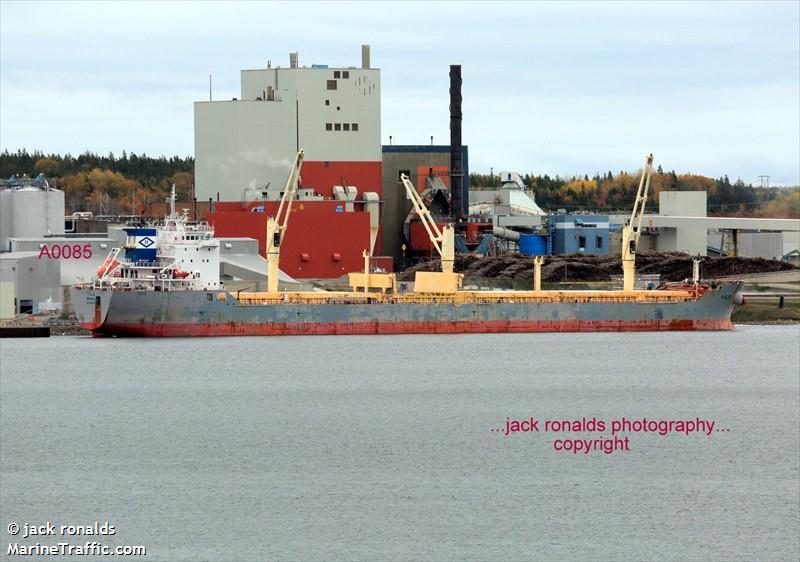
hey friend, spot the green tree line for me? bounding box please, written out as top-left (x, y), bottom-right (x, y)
top-left (0, 149), bottom-right (194, 215)
top-left (1, 149), bottom-right (796, 218)
top-left (470, 168), bottom-right (798, 218)
top-left (0, 149), bottom-right (192, 180)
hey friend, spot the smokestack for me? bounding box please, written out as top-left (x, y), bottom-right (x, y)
top-left (289, 52), bottom-right (298, 69)
top-left (449, 64), bottom-right (464, 219)
top-left (361, 44), bottom-right (370, 69)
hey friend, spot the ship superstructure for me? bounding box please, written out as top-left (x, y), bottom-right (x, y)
top-left (92, 186), bottom-right (220, 292)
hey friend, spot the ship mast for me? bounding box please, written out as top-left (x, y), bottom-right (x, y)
top-left (399, 173), bottom-right (455, 274)
top-left (266, 150), bottom-right (304, 294)
top-left (621, 153), bottom-right (655, 292)
top-left (400, 173), bottom-right (462, 293)
top-left (169, 183), bottom-right (176, 216)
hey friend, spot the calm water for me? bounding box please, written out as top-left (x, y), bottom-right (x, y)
top-left (1, 326), bottom-right (799, 561)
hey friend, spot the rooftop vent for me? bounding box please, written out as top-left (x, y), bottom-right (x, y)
top-left (361, 45), bottom-right (370, 69)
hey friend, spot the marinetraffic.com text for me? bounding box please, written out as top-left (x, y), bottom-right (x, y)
top-left (491, 416), bottom-right (730, 455)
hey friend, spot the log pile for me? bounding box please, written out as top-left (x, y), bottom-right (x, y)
top-left (398, 252), bottom-right (797, 283)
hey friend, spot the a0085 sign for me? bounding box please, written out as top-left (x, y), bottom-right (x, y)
top-left (38, 244), bottom-right (94, 259)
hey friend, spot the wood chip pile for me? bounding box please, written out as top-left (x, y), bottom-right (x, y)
top-left (397, 252), bottom-right (797, 283)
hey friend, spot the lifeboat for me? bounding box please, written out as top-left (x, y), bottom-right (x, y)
top-left (97, 257), bottom-right (121, 278)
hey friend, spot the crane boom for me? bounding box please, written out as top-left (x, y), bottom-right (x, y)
top-left (621, 153), bottom-right (655, 292)
top-left (267, 150), bottom-right (304, 293)
top-left (399, 173), bottom-right (455, 274)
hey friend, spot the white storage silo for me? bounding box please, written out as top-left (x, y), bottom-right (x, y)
top-left (0, 183), bottom-right (65, 250)
top-left (12, 187), bottom-right (49, 239)
top-left (0, 189), bottom-right (12, 251)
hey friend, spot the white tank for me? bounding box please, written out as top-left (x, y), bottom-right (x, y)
top-left (0, 186), bottom-right (65, 250)
top-left (0, 190), bottom-right (12, 251)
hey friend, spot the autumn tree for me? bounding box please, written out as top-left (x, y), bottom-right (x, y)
top-left (33, 158), bottom-right (60, 176)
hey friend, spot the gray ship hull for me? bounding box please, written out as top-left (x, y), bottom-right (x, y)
top-left (70, 283), bottom-right (741, 337)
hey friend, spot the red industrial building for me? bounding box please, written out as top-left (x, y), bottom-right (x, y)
top-left (209, 199), bottom-right (388, 279)
top-left (194, 46), bottom-right (468, 278)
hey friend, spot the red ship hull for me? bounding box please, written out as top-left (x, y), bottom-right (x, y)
top-left (93, 318), bottom-right (733, 337)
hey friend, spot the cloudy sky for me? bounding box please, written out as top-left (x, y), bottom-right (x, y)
top-left (1, 1), bottom-right (798, 184)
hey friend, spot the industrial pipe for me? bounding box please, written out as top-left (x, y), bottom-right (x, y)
top-left (492, 226), bottom-right (521, 242)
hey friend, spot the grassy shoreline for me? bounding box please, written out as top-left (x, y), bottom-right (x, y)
top-left (732, 301), bottom-right (800, 324)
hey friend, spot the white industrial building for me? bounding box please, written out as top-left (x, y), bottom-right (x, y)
top-left (194, 45), bottom-right (381, 202)
top-left (653, 191), bottom-right (708, 255)
top-left (0, 179), bottom-right (68, 317)
top-left (707, 231), bottom-right (785, 260)
top-left (602, 191), bottom-right (799, 258)
top-left (7, 238), bottom-right (115, 286)
top-left (0, 252), bottom-right (61, 317)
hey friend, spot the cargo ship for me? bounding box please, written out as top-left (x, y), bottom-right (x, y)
top-left (73, 283), bottom-right (741, 337)
top-left (70, 153), bottom-right (743, 337)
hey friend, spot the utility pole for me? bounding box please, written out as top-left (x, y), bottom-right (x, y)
top-left (759, 175), bottom-right (771, 201)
